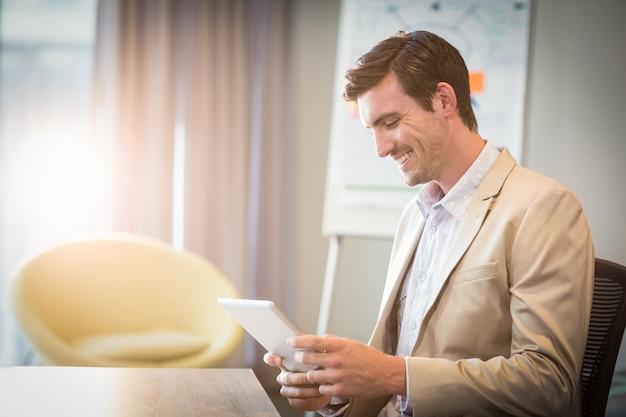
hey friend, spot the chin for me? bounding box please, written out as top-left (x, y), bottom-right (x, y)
top-left (402, 175), bottom-right (427, 187)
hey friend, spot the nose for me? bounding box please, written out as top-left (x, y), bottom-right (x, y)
top-left (374, 130), bottom-right (394, 159)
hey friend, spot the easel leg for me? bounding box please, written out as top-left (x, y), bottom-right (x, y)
top-left (317, 235), bottom-right (341, 336)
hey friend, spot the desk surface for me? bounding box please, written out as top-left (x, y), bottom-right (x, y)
top-left (0, 367), bottom-right (280, 417)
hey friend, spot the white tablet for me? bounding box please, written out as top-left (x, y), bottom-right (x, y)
top-left (217, 298), bottom-right (316, 372)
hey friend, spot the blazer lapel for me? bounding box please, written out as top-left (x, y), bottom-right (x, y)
top-left (437, 195), bottom-right (493, 282)
top-left (369, 204), bottom-right (424, 349)
top-left (381, 215), bottom-right (424, 306)
top-left (426, 148), bottom-right (517, 317)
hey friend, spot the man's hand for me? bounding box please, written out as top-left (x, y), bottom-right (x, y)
top-left (290, 334), bottom-right (406, 399)
top-left (263, 351), bottom-right (332, 411)
top-left (263, 334), bottom-right (406, 410)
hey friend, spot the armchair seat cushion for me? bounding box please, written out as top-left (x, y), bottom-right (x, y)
top-left (74, 329), bottom-right (209, 362)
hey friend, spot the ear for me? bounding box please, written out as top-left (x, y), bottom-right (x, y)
top-left (434, 82), bottom-right (457, 116)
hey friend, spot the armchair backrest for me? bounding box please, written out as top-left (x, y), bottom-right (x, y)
top-left (581, 258), bottom-right (626, 417)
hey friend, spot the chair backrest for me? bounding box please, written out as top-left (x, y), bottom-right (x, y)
top-left (581, 258), bottom-right (626, 417)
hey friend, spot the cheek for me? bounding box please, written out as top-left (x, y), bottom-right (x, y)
top-left (407, 118), bottom-right (448, 151)
top-left (400, 125), bottom-right (429, 153)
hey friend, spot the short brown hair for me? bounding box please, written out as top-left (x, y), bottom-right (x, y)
top-left (343, 31), bottom-right (478, 132)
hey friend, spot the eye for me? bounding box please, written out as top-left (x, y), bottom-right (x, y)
top-left (384, 119), bottom-right (400, 129)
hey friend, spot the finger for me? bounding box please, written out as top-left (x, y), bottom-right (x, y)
top-left (303, 368), bottom-right (339, 388)
top-left (277, 369), bottom-right (311, 387)
top-left (280, 384), bottom-right (322, 398)
top-left (263, 352), bottom-right (284, 368)
top-left (294, 349), bottom-right (329, 369)
top-left (279, 376), bottom-right (322, 401)
top-left (305, 369), bottom-right (322, 385)
top-left (289, 334), bottom-right (338, 352)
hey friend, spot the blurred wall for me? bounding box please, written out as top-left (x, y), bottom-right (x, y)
top-left (288, 0), bottom-right (626, 366)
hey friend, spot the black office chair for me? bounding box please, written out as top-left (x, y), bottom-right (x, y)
top-left (581, 258), bottom-right (626, 417)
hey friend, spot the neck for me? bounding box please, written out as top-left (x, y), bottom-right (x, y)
top-left (436, 131), bottom-right (486, 195)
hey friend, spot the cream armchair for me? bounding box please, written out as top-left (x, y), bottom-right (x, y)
top-left (10, 232), bottom-right (243, 367)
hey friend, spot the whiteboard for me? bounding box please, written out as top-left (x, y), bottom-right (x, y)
top-left (322, 0), bottom-right (532, 238)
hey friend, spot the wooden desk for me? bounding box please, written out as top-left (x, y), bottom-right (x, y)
top-left (0, 367), bottom-right (281, 417)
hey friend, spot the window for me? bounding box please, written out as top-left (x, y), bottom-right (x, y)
top-left (0, 0), bottom-right (97, 364)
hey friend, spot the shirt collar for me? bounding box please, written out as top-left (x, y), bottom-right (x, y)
top-left (416, 141), bottom-right (500, 219)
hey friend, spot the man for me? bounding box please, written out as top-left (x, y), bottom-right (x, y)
top-left (264, 30), bottom-right (594, 417)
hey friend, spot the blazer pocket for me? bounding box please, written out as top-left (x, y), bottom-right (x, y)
top-left (452, 261), bottom-right (500, 285)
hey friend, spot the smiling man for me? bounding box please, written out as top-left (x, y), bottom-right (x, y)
top-left (264, 31), bottom-right (594, 417)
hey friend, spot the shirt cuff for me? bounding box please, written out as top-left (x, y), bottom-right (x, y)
top-left (403, 356), bottom-right (412, 412)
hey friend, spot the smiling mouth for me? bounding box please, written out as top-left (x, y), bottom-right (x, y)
top-left (395, 152), bottom-right (412, 166)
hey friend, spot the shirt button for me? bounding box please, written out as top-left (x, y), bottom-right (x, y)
top-left (419, 273), bottom-right (427, 281)
top-left (430, 226), bottom-right (437, 233)
top-left (410, 321), bottom-right (417, 329)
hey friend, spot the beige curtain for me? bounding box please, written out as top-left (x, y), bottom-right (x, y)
top-left (91, 0), bottom-right (291, 366)
top-left (91, 1), bottom-right (177, 239)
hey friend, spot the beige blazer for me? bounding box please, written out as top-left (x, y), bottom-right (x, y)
top-left (345, 149), bottom-right (594, 417)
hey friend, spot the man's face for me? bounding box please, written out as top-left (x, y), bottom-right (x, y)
top-left (357, 72), bottom-right (449, 187)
